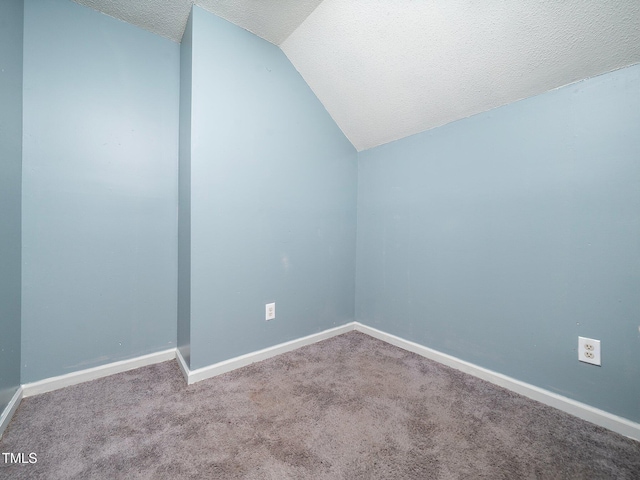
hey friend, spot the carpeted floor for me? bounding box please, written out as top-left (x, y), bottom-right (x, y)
top-left (1, 331), bottom-right (639, 479)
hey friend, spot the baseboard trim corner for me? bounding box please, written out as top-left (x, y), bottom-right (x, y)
top-left (353, 322), bottom-right (640, 441)
top-left (176, 349), bottom-right (190, 383)
top-left (22, 348), bottom-right (177, 398)
top-left (182, 322), bottom-right (357, 385)
top-left (0, 387), bottom-right (23, 439)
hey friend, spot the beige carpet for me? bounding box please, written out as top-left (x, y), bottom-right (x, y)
top-left (1, 331), bottom-right (639, 479)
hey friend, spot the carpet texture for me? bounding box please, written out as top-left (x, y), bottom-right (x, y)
top-left (1, 331), bottom-right (639, 479)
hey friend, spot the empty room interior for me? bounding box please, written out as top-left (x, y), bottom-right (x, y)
top-left (1, 0), bottom-right (639, 477)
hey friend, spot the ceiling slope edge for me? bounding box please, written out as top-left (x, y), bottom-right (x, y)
top-left (72, 0), bottom-right (193, 42)
top-left (361, 61), bottom-right (640, 152)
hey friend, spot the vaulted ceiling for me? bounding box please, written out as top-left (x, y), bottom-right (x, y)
top-left (73, 0), bottom-right (640, 151)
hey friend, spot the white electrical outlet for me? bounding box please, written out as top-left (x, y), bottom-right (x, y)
top-left (265, 302), bottom-right (275, 321)
top-left (578, 337), bottom-right (601, 366)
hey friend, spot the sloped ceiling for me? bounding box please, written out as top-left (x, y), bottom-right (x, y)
top-left (72, 0), bottom-right (323, 45)
top-left (73, 0), bottom-right (193, 41)
top-left (282, 0), bottom-right (640, 150)
top-left (72, 0), bottom-right (640, 151)
top-left (197, 0), bottom-right (323, 45)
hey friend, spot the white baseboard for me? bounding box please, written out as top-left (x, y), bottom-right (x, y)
top-left (176, 348), bottom-right (190, 383)
top-left (353, 322), bottom-right (640, 442)
top-left (0, 387), bottom-right (23, 440)
top-left (181, 322), bottom-right (357, 385)
top-left (14, 322), bottom-right (639, 442)
top-left (21, 348), bottom-right (176, 398)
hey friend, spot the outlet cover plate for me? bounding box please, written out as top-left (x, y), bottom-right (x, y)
top-left (266, 303), bottom-right (275, 321)
top-left (578, 336), bottom-right (601, 366)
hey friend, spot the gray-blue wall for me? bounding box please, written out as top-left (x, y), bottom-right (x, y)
top-left (177, 9), bottom-right (193, 367)
top-left (356, 64), bottom-right (640, 422)
top-left (185, 7), bottom-right (357, 370)
top-left (0, 0), bottom-right (24, 414)
top-left (21, 0), bottom-right (180, 382)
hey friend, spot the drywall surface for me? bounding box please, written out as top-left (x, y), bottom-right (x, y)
top-left (21, 0), bottom-right (179, 383)
top-left (177, 9), bottom-right (193, 368)
top-left (0, 0), bottom-right (23, 414)
top-left (283, 0), bottom-right (640, 150)
top-left (187, 7), bottom-right (357, 370)
top-left (356, 64), bottom-right (640, 422)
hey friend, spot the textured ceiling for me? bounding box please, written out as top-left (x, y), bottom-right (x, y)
top-left (73, 0), bottom-right (193, 41)
top-left (197, 0), bottom-right (323, 45)
top-left (72, 0), bottom-right (640, 151)
top-left (282, 0), bottom-right (640, 150)
top-left (72, 0), bottom-right (323, 44)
